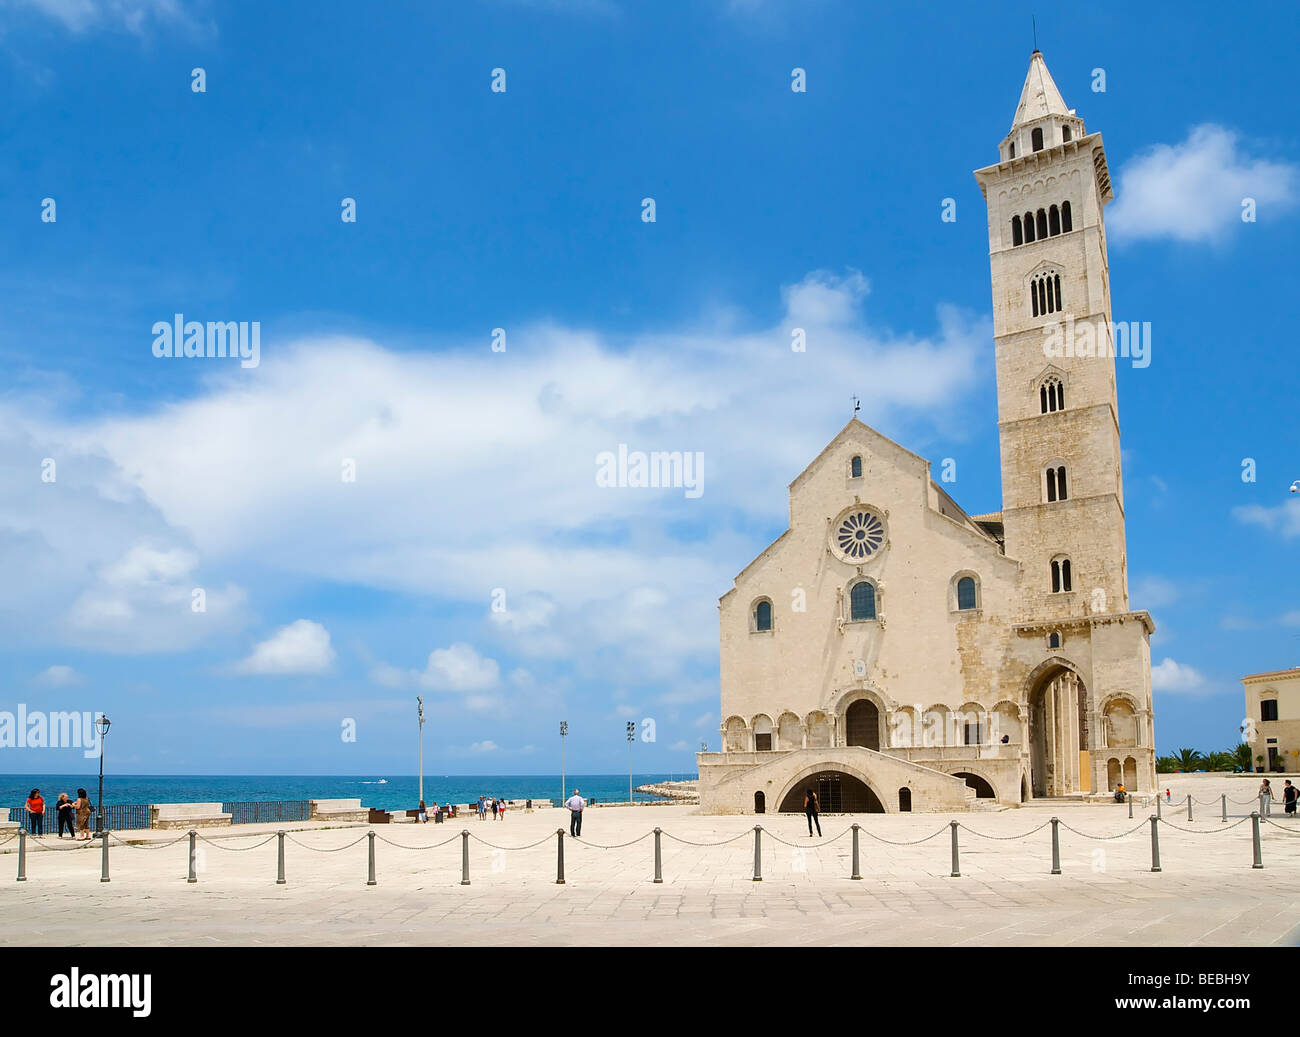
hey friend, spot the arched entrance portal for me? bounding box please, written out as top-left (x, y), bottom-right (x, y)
top-left (778, 771), bottom-right (884, 813)
top-left (1028, 665), bottom-right (1090, 797)
top-left (953, 772), bottom-right (995, 798)
top-left (844, 700), bottom-right (881, 750)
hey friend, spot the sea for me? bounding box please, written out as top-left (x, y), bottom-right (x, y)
top-left (0, 773), bottom-right (695, 811)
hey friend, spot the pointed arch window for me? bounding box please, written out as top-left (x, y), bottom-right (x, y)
top-left (1012, 215), bottom-right (1023, 246)
top-left (849, 580), bottom-right (877, 622)
top-left (1040, 376), bottom-right (1064, 413)
top-left (1045, 464), bottom-right (1068, 502)
top-left (1051, 558), bottom-right (1073, 594)
top-left (1030, 270), bottom-right (1063, 317)
top-left (1061, 201), bottom-right (1072, 232)
top-left (1031, 127), bottom-right (1044, 151)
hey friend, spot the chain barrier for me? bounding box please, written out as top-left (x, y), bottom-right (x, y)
top-left (1156, 815), bottom-right (1252, 835)
top-left (857, 823), bottom-right (950, 846)
top-left (570, 832), bottom-right (654, 850)
top-left (27, 837), bottom-right (102, 852)
top-left (467, 832), bottom-right (558, 851)
top-left (107, 833), bottom-right (190, 849)
top-left (195, 833), bottom-right (278, 852)
top-left (1056, 819), bottom-right (1150, 841)
top-left (661, 829), bottom-right (754, 848)
top-left (956, 820), bottom-right (1053, 841)
top-left (1261, 818), bottom-right (1300, 836)
top-left (284, 832), bottom-right (370, 852)
top-left (763, 827), bottom-right (852, 849)
top-left (372, 832), bottom-right (465, 850)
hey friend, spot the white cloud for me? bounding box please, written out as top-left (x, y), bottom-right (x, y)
top-left (422, 643), bottom-right (500, 691)
top-left (33, 664), bottom-right (80, 687)
top-left (1109, 124), bottom-right (1298, 244)
top-left (235, 619), bottom-right (336, 676)
top-left (1234, 498), bottom-right (1300, 539)
top-left (1151, 657), bottom-right (1207, 694)
top-left (6, 0), bottom-right (196, 34)
top-left (468, 740), bottom-right (499, 753)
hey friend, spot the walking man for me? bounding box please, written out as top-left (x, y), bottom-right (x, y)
top-left (565, 789), bottom-right (586, 838)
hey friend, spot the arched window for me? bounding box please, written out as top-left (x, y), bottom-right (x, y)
top-left (1012, 215), bottom-right (1023, 246)
top-left (1031, 127), bottom-right (1043, 151)
top-left (849, 581), bottom-right (877, 621)
top-left (1047, 631), bottom-right (1062, 649)
top-left (1049, 204), bottom-right (1061, 236)
top-left (1062, 125), bottom-right (1072, 143)
top-left (956, 576), bottom-right (978, 611)
top-left (1008, 140), bottom-right (1016, 159)
top-left (1030, 271), bottom-right (1063, 318)
top-left (1054, 273), bottom-right (1062, 310)
top-left (1046, 464), bottom-right (1068, 502)
top-left (754, 599), bottom-right (772, 632)
top-left (1036, 209), bottom-right (1048, 239)
top-left (898, 787), bottom-right (912, 812)
top-left (850, 455), bottom-right (862, 478)
top-left (1023, 211), bottom-right (1035, 243)
top-left (1051, 558), bottom-right (1073, 593)
top-left (1040, 376), bottom-right (1064, 413)
top-left (1061, 201), bottom-right (1072, 232)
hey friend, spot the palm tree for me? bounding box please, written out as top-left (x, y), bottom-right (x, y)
top-left (1172, 748), bottom-right (1204, 771)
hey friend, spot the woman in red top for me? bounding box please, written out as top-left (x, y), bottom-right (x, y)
top-left (24, 789), bottom-right (45, 837)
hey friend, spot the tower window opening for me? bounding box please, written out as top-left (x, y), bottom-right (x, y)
top-left (1023, 211), bottom-right (1035, 243)
top-left (1051, 558), bottom-right (1073, 594)
top-left (1031, 127), bottom-right (1044, 151)
top-left (1054, 274), bottom-right (1062, 310)
top-left (1040, 377), bottom-right (1064, 413)
top-left (1046, 464), bottom-right (1068, 502)
top-left (1009, 140), bottom-right (1016, 159)
top-left (1062, 125), bottom-right (1072, 143)
top-left (1012, 215), bottom-right (1023, 246)
top-left (1049, 205), bottom-right (1061, 236)
top-left (1061, 201), bottom-right (1072, 232)
top-left (1036, 209), bottom-right (1048, 239)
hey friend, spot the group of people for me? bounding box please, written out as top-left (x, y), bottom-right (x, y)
top-left (1257, 778), bottom-right (1298, 817)
top-left (415, 800), bottom-right (455, 823)
top-left (476, 795), bottom-right (508, 820)
top-left (23, 788), bottom-right (94, 839)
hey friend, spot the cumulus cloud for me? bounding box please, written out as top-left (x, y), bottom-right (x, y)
top-left (33, 664), bottom-right (80, 687)
top-left (1109, 125), bottom-right (1298, 244)
top-left (235, 619), bottom-right (336, 676)
top-left (1234, 498), bottom-right (1300, 539)
top-left (1151, 657), bottom-right (1207, 694)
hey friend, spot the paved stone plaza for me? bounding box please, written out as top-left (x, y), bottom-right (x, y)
top-left (1, 775), bottom-right (1296, 947)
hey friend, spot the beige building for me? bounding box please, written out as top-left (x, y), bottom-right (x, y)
top-left (698, 51), bottom-right (1157, 814)
top-left (1242, 667), bottom-right (1300, 772)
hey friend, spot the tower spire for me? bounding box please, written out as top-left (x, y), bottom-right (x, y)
top-left (1011, 49), bottom-right (1070, 130)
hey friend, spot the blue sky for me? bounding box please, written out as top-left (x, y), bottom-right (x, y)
top-left (0, 0), bottom-right (1297, 775)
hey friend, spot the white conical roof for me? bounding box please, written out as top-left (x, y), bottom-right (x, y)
top-left (1011, 50), bottom-right (1070, 129)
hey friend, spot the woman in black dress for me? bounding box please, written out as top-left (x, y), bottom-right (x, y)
top-left (803, 788), bottom-right (821, 837)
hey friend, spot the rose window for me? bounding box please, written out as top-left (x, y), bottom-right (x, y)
top-left (834, 509), bottom-right (885, 560)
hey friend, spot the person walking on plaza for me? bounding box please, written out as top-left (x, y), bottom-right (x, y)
top-left (803, 788), bottom-right (821, 837)
top-left (1283, 779), bottom-right (1297, 818)
top-left (1260, 778), bottom-right (1274, 817)
top-left (477, 795), bottom-right (486, 821)
top-left (74, 788), bottom-right (92, 840)
top-left (490, 796), bottom-right (498, 821)
top-left (565, 789), bottom-right (585, 838)
top-left (55, 793), bottom-right (75, 838)
top-left (497, 797), bottom-right (506, 820)
top-left (24, 789), bottom-right (45, 837)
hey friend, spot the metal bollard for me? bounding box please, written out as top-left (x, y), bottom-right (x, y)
top-left (16, 829), bottom-right (26, 882)
top-left (187, 830), bottom-right (197, 883)
top-left (1128, 793), bottom-right (1133, 819)
top-left (1156, 795), bottom-right (1162, 819)
top-left (555, 829), bottom-right (565, 885)
top-left (100, 832), bottom-right (110, 883)
top-left (752, 825), bottom-right (762, 882)
top-left (1050, 817), bottom-right (1061, 875)
top-left (1251, 811), bottom-right (1263, 869)
top-left (1149, 816), bottom-right (1161, 873)
top-left (949, 821), bottom-right (960, 878)
top-left (366, 830), bottom-right (376, 886)
top-left (276, 830), bottom-right (286, 885)
top-left (1187, 795), bottom-right (1193, 822)
top-left (653, 827), bottom-right (663, 884)
top-left (460, 830), bottom-right (470, 885)
top-left (851, 824), bottom-right (861, 880)
top-left (1222, 793), bottom-right (1227, 824)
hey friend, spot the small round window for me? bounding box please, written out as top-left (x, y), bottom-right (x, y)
top-left (832, 508), bottom-right (885, 562)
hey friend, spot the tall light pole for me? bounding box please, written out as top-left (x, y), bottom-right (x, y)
top-left (95, 714), bottom-right (111, 835)
top-left (417, 696), bottom-right (425, 806)
top-left (627, 721), bottom-right (635, 804)
top-left (560, 721), bottom-right (568, 804)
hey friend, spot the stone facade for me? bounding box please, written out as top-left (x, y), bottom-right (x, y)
top-left (697, 52), bottom-right (1156, 814)
top-left (1242, 667), bottom-right (1300, 772)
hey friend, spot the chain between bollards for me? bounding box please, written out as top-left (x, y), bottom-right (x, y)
top-left (16, 829), bottom-right (26, 882)
top-left (1251, 812), bottom-right (1263, 869)
top-left (187, 830), bottom-right (197, 883)
top-left (850, 824), bottom-right (861, 880)
top-left (100, 831), bottom-right (110, 883)
top-left (653, 827), bottom-right (663, 884)
top-left (1050, 817), bottom-right (1061, 875)
top-left (461, 830), bottom-right (470, 885)
top-left (366, 830), bottom-right (376, 886)
top-left (1149, 815), bottom-right (1161, 873)
top-left (949, 821), bottom-right (960, 877)
top-left (752, 825), bottom-right (762, 882)
top-left (276, 830), bottom-right (286, 885)
top-left (555, 829), bottom-right (565, 885)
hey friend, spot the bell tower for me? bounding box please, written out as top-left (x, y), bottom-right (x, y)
top-left (974, 50), bottom-right (1128, 620)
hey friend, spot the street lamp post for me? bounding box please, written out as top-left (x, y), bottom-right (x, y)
top-left (417, 697), bottom-right (425, 806)
top-left (95, 714), bottom-right (111, 835)
top-left (627, 721), bottom-right (635, 804)
top-left (560, 721), bottom-right (568, 804)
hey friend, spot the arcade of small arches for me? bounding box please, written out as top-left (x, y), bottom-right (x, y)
top-left (1011, 201), bottom-right (1072, 246)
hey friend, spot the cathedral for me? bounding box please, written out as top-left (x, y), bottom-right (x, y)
top-left (698, 51), bottom-right (1157, 813)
